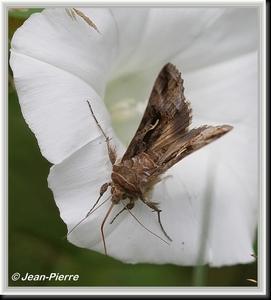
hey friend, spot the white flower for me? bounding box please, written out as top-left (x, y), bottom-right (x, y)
top-left (10, 7), bottom-right (258, 266)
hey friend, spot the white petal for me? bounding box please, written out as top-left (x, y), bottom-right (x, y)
top-left (10, 8), bottom-right (117, 163)
top-left (177, 52), bottom-right (258, 266)
top-left (110, 7), bottom-right (258, 76)
top-left (184, 51), bottom-right (258, 126)
top-left (48, 130), bottom-right (125, 247)
top-left (11, 7), bottom-right (258, 266)
top-left (173, 7), bottom-right (258, 71)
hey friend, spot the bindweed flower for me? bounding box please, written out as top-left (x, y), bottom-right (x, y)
top-left (10, 7), bottom-right (258, 266)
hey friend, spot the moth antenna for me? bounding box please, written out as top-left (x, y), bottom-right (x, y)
top-left (120, 200), bottom-right (170, 246)
top-left (87, 101), bottom-right (108, 139)
top-left (101, 202), bottom-right (115, 255)
top-left (87, 101), bottom-right (116, 164)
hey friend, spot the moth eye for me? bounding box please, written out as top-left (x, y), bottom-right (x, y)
top-left (126, 202), bottom-right (134, 210)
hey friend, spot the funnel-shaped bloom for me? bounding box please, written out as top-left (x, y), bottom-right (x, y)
top-left (10, 7), bottom-right (258, 266)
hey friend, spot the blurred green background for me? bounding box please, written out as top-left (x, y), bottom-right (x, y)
top-left (8, 8), bottom-right (257, 288)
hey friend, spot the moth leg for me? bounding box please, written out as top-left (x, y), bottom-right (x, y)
top-left (87, 101), bottom-right (117, 164)
top-left (101, 202), bottom-right (115, 256)
top-left (110, 199), bottom-right (135, 224)
top-left (140, 195), bottom-right (161, 212)
top-left (140, 196), bottom-right (172, 241)
top-left (157, 211), bottom-right (172, 242)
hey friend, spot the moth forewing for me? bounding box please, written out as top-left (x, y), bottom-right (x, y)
top-left (70, 62), bottom-right (233, 256)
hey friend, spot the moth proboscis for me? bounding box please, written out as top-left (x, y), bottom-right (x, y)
top-left (69, 63), bottom-right (233, 256)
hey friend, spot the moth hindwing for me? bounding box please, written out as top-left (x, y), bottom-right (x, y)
top-left (80, 63), bottom-right (233, 255)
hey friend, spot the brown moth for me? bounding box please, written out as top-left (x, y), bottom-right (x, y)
top-left (73, 63), bottom-right (233, 255)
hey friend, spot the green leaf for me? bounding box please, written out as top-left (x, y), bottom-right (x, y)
top-left (8, 8), bottom-right (44, 19)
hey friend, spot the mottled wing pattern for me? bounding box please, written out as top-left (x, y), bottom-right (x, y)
top-left (122, 63), bottom-right (192, 161)
top-left (121, 62), bottom-right (232, 179)
top-left (150, 124), bottom-right (232, 179)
